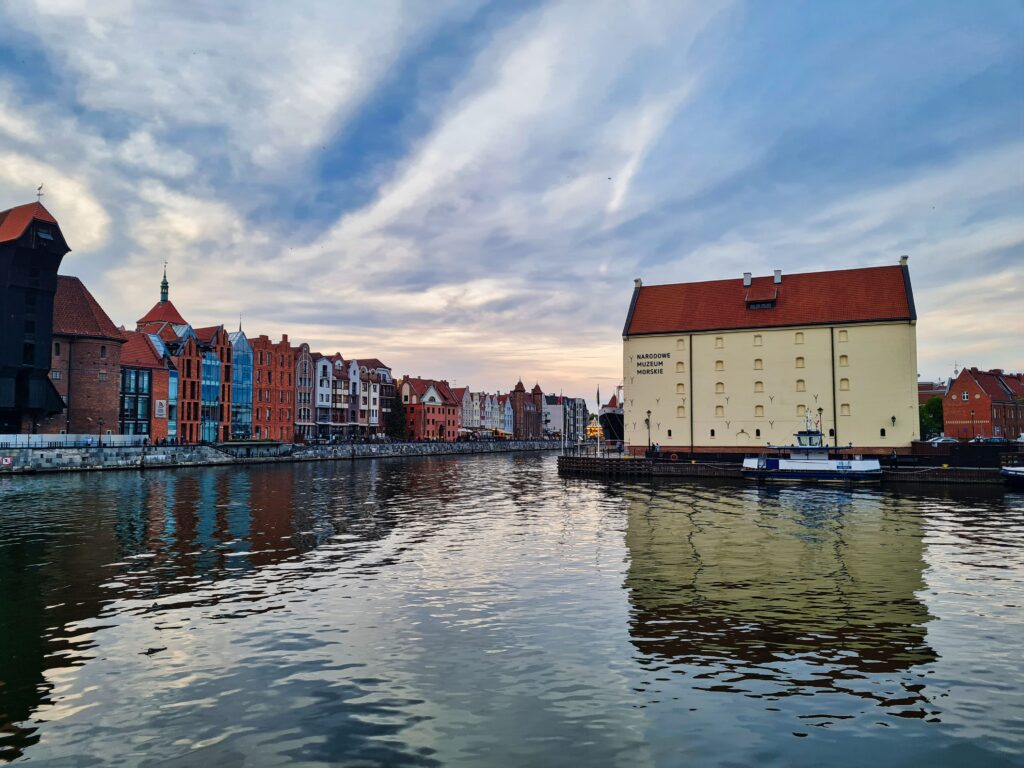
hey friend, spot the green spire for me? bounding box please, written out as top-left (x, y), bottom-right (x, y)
top-left (160, 261), bottom-right (169, 302)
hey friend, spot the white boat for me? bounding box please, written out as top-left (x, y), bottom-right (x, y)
top-left (742, 420), bottom-right (881, 484)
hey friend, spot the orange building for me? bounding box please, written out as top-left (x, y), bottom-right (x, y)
top-left (943, 367), bottom-right (1024, 440)
top-left (251, 333), bottom-right (294, 441)
top-left (398, 376), bottom-right (460, 441)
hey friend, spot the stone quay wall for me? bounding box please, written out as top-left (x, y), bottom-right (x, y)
top-left (0, 440), bottom-right (561, 475)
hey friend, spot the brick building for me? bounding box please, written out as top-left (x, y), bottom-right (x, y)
top-left (251, 333), bottom-right (293, 441)
top-left (119, 329), bottom-right (175, 441)
top-left (0, 201), bottom-right (68, 432)
top-left (510, 381), bottom-right (544, 439)
top-left (943, 367), bottom-right (1024, 440)
top-left (918, 380), bottom-right (948, 405)
top-left (38, 276), bottom-right (124, 435)
top-left (294, 343), bottom-right (315, 440)
top-left (194, 325), bottom-right (233, 442)
top-left (398, 376), bottom-right (459, 441)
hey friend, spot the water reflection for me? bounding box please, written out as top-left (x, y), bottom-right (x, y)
top-left (624, 483), bottom-right (938, 719)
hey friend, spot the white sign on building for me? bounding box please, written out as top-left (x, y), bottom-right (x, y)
top-left (155, 400), bottom-right (167, 419)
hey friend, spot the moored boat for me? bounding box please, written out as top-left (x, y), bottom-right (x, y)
top-left (599, 387), bottom-right (624, 444)
top-left (742, 421), bottom-right (881, 484)
top-left (1002, 466), bottom-right (1024, 488)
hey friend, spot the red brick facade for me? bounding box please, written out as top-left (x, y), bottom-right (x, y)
top-left (943, 367), bottom-right (1024, 440)
top-left (510, 381), bottom-right (544, 439)
top-left (252, 333), bottom-right (294, 441)
top-left (399, 376), bottom-right (459, 441)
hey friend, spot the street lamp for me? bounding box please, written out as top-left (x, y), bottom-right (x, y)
top-left (645, 409), bottom-right (652, 453)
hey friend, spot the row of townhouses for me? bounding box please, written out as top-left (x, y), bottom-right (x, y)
top-left (1, 201), bottom-right (587, 443)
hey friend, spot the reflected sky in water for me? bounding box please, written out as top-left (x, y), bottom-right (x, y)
top-left (1, 456), bottom-right (1022, 767)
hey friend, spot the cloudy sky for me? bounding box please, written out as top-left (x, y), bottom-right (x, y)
top-left (1, 0), bottom-right (1021, 397)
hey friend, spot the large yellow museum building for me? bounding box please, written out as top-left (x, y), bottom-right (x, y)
top-left (622, 260), bottom-right (919, 455)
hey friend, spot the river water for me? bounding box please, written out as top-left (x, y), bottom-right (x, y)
top-left (0, 453), bottom-right (1022, 767)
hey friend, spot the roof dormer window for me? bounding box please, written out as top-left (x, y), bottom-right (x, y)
top-left (36, 228), bottom-right (54, 241)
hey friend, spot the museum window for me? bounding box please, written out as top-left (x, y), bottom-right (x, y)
top-left (795, 356), bottom-right (805, 368)
top-left (795, 332), bottom-right (804, 344)
top-left (797, 404), bottom-right (806, 416)
top-left (676, 406), bottom-right (686, 418)
top-left (676, 362), bottom-right (685, 373)
top-left (676, 338), bottom-right (686, 350)
top-left (841, 403), bottom-right (851, 416)
top-left (710, 429), bottom-right (716, 438)
top-left (753, 334), bottom-right (762, 346)
top-left (715, 360), bottom-right (724, 371)
top-left (838, 330), bottom-right (848, 342)
top-left (755, 429), bottom-right (761, 437)
top-left (880, 428), bottom-right (887, 438)
top-left (715, 405), bottom-right (725, 417)
top-left (840, 378), bottom-right (850, 391)
top-left (796, 379), bottom-right (806, 392)
top-left (754, 380), bottom-right (764, 393)
top-left (755, 405), bottom-right (764, 417)
top-left (715, 382), bottom-right (725, 394)
top-left (839, 354), bottom-right (849, 367)
top-left (754, 358), bottom-right (763, 370)
top-left (676, 383), bottom-right (685, 394)
top-left (715, 336), bottom-right (723, 349)
top-left (829, 428), bottom-right (834, 437)
top-left (667, 429), bottom-right (672, 438)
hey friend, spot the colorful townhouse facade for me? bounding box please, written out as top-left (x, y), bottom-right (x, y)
top-left (399, 376), bottom-right (460, 441)
top-left (251, 333), bottom-right (293, 441)
top-left (119, 329), bottom-right (176, 441)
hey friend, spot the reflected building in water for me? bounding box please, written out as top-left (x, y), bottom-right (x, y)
top-left (623, 486), bottom-right (937, 709)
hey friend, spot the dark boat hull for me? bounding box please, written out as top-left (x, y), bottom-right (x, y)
top-left (599, 411), bottom-right (624, 442)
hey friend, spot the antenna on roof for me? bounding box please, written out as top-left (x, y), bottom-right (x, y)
top-left (36, 184), bottom-right (44, 201)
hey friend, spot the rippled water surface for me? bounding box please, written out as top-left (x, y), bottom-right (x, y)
top-left (1, 453), bottom-right (1022, 766)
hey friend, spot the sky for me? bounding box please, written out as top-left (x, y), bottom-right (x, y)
top-left (0, 0), bottom-right (1021, 399)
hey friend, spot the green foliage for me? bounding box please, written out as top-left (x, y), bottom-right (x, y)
top-left (919, 395), bottom-right (943, 438)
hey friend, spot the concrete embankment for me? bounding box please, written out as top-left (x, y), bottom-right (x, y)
top-left (0, 441), bottom-right (560, 475)
top-left (557, 455), bottom-right (1007, 485)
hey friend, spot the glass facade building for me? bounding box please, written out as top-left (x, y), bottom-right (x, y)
top-left (168, 369), bottom-right (179, 442)
top-left (200, 352), bottom-right (222, 443)
top-left (229, 330), bottom-right (253, 440)
top-left (119, 367), bottom-right (152, 435)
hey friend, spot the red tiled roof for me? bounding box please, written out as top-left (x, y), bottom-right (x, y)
top-left (1001, 373), bottom-right (1024, 398)
top-left (356, 358), bottom-right (389, 370)
top-left (404, 376), bottom-right (458, 405)
top-left (120, 330), bottom-right (164, 368)
top-left (968, 368), bottom-right (1013, 401)
top-left (452, 387), bottom-right (468, 401)
top-left (625, 265), bottom-right (914, 335)
top-left (531, 383), bottom-right (543, 395)
top-left (52, 275), bottom-right (124, 341)
top-left (193, 325), bottom-right (221, 343)
top-left (138, 299), bottom-right (187, 326)
top-left (0, 201), bottom-right (58, 244)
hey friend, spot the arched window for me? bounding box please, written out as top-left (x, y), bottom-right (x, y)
top-left (755, 428), bottom-right (761, 437)
top-left (715, 382), bottom-right (725, 394)
top-left (754, 381), bottom-right (764, 393)
top-left (676, 361), bottom-right (685, 373)
top-left (841, 403), bottom-right (851, 416)
top-left (710, 429), bottom-right (716, 438)
top-left (828, 428), bottom-right (834, 436)
top-left (838, 329), bottom-right (848, 342)
top-left (753, 334), bottom-right (763, 346)
top-left (715, 405), bottom-right (725, 417)
top-left (839, 354), bottom-right (849, 367)
top-left (715, 360), bottom-right (724, 371)
top-left (840, 378), bottom-right (850, 391)
top-left (754, 358), bottom-right (763, 370)
top-left (795, 331), bottom-right (804, 344)
top-left (797, 404), bottom-right (806, 416)
top-left (715, 336), bottom-right (724, 349)
top-left (754, 405), bottom-right (764, 417)
top-left (880, 427), bottom-right (887, 438)
top-left (676, 383), bottom-right (685, 394)
top-left (795, 356), bottom-right (805, 368)
top-left (667, 429), bottom-right (672, 438)
top-left (676, 338), bottom-right (686, 350)
top-left (676, 405), bottom-right (686, 418)
top-left (796, 379), bottom-right (806, 392)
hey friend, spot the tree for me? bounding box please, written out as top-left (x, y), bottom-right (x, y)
top-left (919, 396), bottom-right (943, 439)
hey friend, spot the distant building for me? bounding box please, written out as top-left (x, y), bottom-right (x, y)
top-left (452, 387), bottom-right (470, 434)
top-left (918, 380), bottom-right (948, 404)
top-left (510, 381), bottom-right (543, 439)
top-left (39, 276), bottom-right (125, 436)
top-left (542, 395), bottom-right (563, 437)
top-left (229, 329), bottom-right (253, 440)
top-left (354, 359), bottom-right (394, 435)
top-left (564, 397), bottom-right (589, 443)
top-left (399, 376), bottom-right (459, 441)
top-left (0, 201), bottom-right (68, 432)
top-left (496, 394), bottom-right (514, 436)
top-left (251, 333), bottom-right (293, 441)
top-left (622, 261), bottom-right (920, 455)
top-left (943, 367), bottom-right (1024, 440)
top-left (119, 330), bottom-right (176, 441)
top-left (294, 343), bottom-right (315, 440)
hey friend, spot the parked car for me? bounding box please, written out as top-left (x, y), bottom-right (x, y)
top-left (929, 436), bottom-right (959, 446)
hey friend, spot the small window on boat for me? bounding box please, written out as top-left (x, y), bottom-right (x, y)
top-left (840, 378), bottom-right (850, 391)
top-left (796, 379), bottom-right (806, 392)
top-left (676, 406), bottom-right (685, 418)
top-left (841, 403), bottom-right (851, 416)
top-left (710, 429), bottom-right (716, 438)
top-left (753, 334), bottom-right (763, 346)
top-left (676, 383), bottom-right (685, 394)
top-left (715, 360), bottom-right (724, 371)
top-left (838, 330), bottom-right (848, 342)
top-left (715, 382), bottom-right (725, 394)
top-left (715, 336), bottom-right (724, 349)
top-left (795, 331), bottom-right (804, 344)
top-left (839, 354), bottom-right (849, 367)
top-left (795, 356), bottom-right (805, 368)
top-left (676, 362), bottom-right (685, 373)
top-left (715, 405), bottom-right (725, 417)
top-left (754, 358), bottom-right (763, 370)
top-left (755, 429), bottom-right (761, 437)
top-left (755, 405), bottom-right (764, 417)
top-left (880, 428), bottom-right (886, 438)
top-left (754, 380), bottom-right (764, 393)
